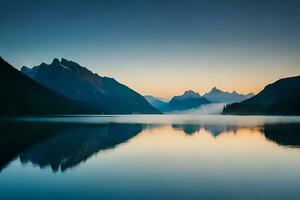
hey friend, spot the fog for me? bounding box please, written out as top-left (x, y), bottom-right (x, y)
top-left (176, 103), bottom-right (226, 115)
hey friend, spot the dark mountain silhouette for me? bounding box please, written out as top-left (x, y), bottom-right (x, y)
top-left (161, 90), bottom-right (210, 112)
top-left (0, 57), bottom-right (103, 115)
top-left (144, 95), bottom-right (168, 110)
top-left (203, 87), bottom-right (254, 103)
top-left (223, 76), bottom-right (300, 115)
top-left (21, 58), bottom-right (159, 114)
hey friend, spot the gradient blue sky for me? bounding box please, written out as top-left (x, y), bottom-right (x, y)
top-left (1, 0), bottom-right (300, 98)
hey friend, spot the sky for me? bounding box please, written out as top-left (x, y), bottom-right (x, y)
top-left (1, 0), bottom-right (300, 98)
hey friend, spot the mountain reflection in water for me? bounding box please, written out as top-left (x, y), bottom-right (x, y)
top-left (0, 122), bottom-right (143, 172)
top-left (0, 117), bottom-right (300, 173)
top-left (172, 123), bottom-right (239, 136)
top-left (19, 124), bottom-right (143, 172)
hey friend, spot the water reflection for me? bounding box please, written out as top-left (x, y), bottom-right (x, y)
top-left (0, 122), bottom-right (142, 172)
top-left (172, 124), bottom-right (201, 135)
top-left (172, 123), bottom-right (239, 136)
top-left (264, 123), bottom-right (300, 148)
top-left (19, 124), bottom-right (142, 172)
top-left (0, 122), bottom-right (62, 171)
top-left (172, 123), bottom-right (300, 148)
top-left (1, 116), bottom-right (300, 199)
top-left (0, 117), bottom-right (300, 174)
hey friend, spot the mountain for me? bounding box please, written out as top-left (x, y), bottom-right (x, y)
top-left (245, 92), bottom-right (255, 99)
top-left (0, 57), bottom-right (102, 115)
top-left (144, 95), bottom-right (168, 109)
top-left (21, 58), bottom-right (160, 114)
top-left (174, 90), bottom-right (201, 100)
top-left (223, 76), bottom-right (300, 115)
top-left (203, 87), bottom-right (254, 103)
top-left (161, 90), bottom-right (210, 112)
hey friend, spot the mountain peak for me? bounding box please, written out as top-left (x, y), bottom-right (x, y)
top-left (210, 87), bottom-right (222, 93)
top-left (164, 90), bottom-right (209, 112)
top-left (20, 58), bottom-right (160, 114)
top-left (245, 92), bottom-right (255, 98)
top-left (20, 66), bottom-right (30, 73)
top-left (51, 58), bottom-right (60, 65)
top-left (172, 90), bottom-right (201, 101)
top-left (61, 58), bottom-right (69, 63)
top-left (203, 87), bottom-right (253, 103)
top-left (183, 90), bottom-right (200, 97)
top-left (0, 57), bottom-right (104, 115)
top-left (60, 58), bottom-right (77, 67)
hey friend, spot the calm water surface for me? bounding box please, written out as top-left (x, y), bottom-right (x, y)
top-left (1, 115), bottom-right (300, 200)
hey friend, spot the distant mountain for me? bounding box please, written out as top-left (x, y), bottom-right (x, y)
top-left (0, 57), bottom-right (102, 115)
top-left (144, 95), bottom-right (168, 109)
top-left (175, 90), bottom-right (201, 100)
top-left (203, 87), bottom-right (254, 103)
top-left (162, 90), bottom-right (209, 112)
top-left (21, 58), bottom-right (160, 114)
top-left (223, 76), bottom-right (300, 115)
top-left (245, 92), bottom-right (255, 99)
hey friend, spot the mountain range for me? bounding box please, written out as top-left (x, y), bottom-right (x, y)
top-left (21, 58), bottom-right (159, 114)
top-left (0, 57), bottom-right (103, 115)
top-left (223, 75), bottom-right (300, 115)
top-left (1, 55), bottom-right (299, 116)
top-left (203, 87), bottom-right (254, 103)
top-left (0, 57), bottom-right (159, 115)
top-left (160, 90), bottom-right (210, 112)
top-left (145, 88), bottom-right (254, 113)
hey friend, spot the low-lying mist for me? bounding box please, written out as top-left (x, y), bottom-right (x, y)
top-left (174, 103), bottom-right (226, 115)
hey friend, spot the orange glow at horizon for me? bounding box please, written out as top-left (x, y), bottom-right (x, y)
top-left (120, 72), bottom-right (297, 99)
top-left (93, 54), bottom-right (300, 99)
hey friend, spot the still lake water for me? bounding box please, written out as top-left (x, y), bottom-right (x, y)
top-left (1, 114), bottom-right (300, 200)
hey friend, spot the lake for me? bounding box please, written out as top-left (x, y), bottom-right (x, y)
top-left (1, 115), bottom-right (300, 200)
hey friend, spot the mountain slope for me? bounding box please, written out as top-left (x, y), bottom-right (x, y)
top-left (144, 95), bottom-right (168, 109)
top-left (21, 58), bottom-right (160, 114)
top-left (162, 90), bottom-right (210, 112)
top-left (0, 57), bottom-right (103, 115)
top-left (223, 76), bottom-right (300, 115)
top-left (203, 87), bottom-right (254, 103)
